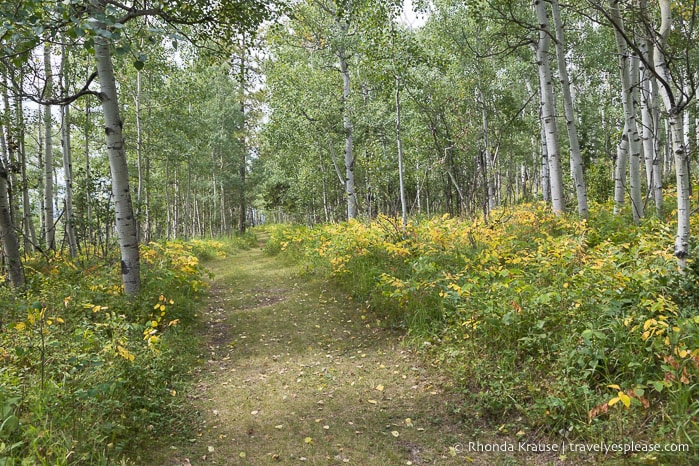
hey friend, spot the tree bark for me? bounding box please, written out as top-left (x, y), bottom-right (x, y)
top-left (92, 0), bottom-right (141, 294)
top-left (43, 43), bottom-right (56, 250)
top-left (479, 90), bottom-right (496, 213)
top-left (338, 50), bottom-right (357, 219)
top-left (609, 0), bottom-right (644, 222)
top-left (655, 0), bottom-right (690, 266)
top-left (395, 75), bottom-right (407, 230)
top-left (638, 8), bottom-right (663, 216)
top-left (135, 66), bottom-right (144, 240)
top-left (61, 44), bottom-right (78, 257)
top-left (0, 157), bottom-right (23, 289)
top-left (238, 37), bottom-right (247, 233)
top-left (533, 0), bottom-right (564, 214)
top-left (551, 0), bottom-right (588, 218)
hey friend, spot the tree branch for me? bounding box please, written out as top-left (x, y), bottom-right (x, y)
top-left (21, 71), bottom-right (102, 106)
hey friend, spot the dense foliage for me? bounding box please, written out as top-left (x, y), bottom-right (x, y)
top-left (0, 237), bottom-right (255, 465)
top-left (267, 202), bottom-right (699, 463)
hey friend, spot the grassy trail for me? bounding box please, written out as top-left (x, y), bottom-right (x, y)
top-left (164, 234), bottom-right (560, 465)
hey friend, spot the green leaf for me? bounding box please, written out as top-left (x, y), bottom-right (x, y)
top-left (133, 60), bottom-right (145, 71)
top-left (650, 381), bottom-right (665, 392)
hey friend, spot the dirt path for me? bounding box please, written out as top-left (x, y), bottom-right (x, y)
top-left (165, 236), bottom-right (563, 465)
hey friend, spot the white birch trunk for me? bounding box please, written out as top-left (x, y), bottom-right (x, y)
top-left (395, 75), bottom-right (407, 229)
top-left (135, 68), bottom-right (144, 240)
top-left (551, 0), bottom-right (588, 218)
top-left (43, 44), bottom-right (56, 249)
top-left (683, 83), bottom-right (691, 155)
top-left (533, 0), bottom-right (564, 214)
top-left (92, 0), bottom-right (141, 293)
top-left (614, 122), bottom-right (629, 215)
top-left (339, 51), bottom-right (357, 219)
top-left (480, 91), bottom-right (496, 212)
top-left (609, 0), bottom-right (643, 222)
top-left (655, 0), bottom-right (690, 266)
top-left (61, 44), bottom-right (78, 257)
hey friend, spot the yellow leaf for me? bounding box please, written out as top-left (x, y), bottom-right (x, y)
top-left (608, 397), bottom-right (620, 407)
top-left (391, 431), bottom-right (400, 437)
top-left (239, 452), bottom-right (247, 458)
top-left (618, 391), bottom-right (631, 408)
top-left (116, 345), bottom-right (135, 362)
top-left (376, 384), bottom-right (384, 392)
top-left (607, 384), bottom-right (621, 390)
top-left (405, 418), bottom-right (413, 427)
top-left (368, 399), bottom-right (378, 404)
top-left (304, 437), bottom-right (314, 445)
top-left (55, 317), bottom-right (65, 324)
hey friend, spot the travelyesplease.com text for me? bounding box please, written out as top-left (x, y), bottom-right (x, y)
top-left (455, 441), bottom-right (690, 455)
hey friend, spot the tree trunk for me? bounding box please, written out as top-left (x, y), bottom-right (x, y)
top-left (655, 0), bottom-right (690, 266)
top-left (238, 37), bottom-right (248, 233)
top-left (84, 87), bottom-right (93, 251)
top-left (43, 43), bottom-right (56, 250)
top-left (135, 66), bottom-right (144, 241)
top-left (395, 75), bottom-right (407, 230)
top-left (638, 12), bottom-right (660, 214)
top-left (15, 82), bottom-right (36, 252)
top-left (610, 0), bottom-right (643, 222)
top-left (533, 0), bottom-right (564, 215)
top-left (61, 44), bottom-right (78, 257)
top-left (338, 51), bottom-right (357, 219)
top-left (613, 123), bottom-right (629, 215)
top-left (551, 0), bottom-right (588, 218)
top-left (479, 90), bottom-right (496, 213)
top-left (92, 0), bottom-right (141, 294)
top-left (1, 81), bottom-right (18, 226)
top-left (0, 157), bottom-right (23, 289)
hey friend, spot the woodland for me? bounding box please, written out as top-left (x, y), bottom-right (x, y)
top-left (1, 0), bottom-right (699, 464)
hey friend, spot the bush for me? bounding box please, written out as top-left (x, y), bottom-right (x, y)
top-left (0, 239), bottom-right (220, 464)
top-left (266, 204), bottom-right (699, 463)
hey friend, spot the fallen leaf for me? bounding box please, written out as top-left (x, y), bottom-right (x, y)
top-left (305, 437), bottom-right (314, 445)
top-left (391, 431), bottom-right (400, 437)
top-left (376, 384), bottom-right (385, 391)
top-left (368, 399), bottom-right (378, 404)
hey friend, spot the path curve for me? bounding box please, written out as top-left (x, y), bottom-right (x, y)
top-left (167, 235), bottom-right (564, 466)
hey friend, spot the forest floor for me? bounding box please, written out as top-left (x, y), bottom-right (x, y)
top-left (155, 234), bottom-right (582, 466)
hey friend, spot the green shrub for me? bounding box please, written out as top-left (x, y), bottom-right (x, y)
top-left (266, 204), bottom-right (699, 463)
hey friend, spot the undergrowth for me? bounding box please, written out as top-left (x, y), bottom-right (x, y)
top-left (0, 233), bottom-right (255, 465)
top-left (266, 203), bottom-right (699, 464)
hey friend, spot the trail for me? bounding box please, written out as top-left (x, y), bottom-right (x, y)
top-left (165, 234), bottom-right (563, 465)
